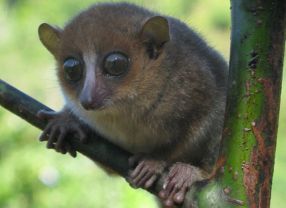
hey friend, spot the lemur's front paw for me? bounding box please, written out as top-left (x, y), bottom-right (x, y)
top-left (128, 154), bottom-right (167, 189)
top-left (159, 162), bottom-right (208, 207)
top-left (37, 109), bottom-right (87, 157)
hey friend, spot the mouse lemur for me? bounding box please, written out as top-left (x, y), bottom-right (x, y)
top-left (38, 2), bottom-right (227, 207)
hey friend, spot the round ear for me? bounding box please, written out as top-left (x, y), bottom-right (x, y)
top-left (140, 16), bottom-right (170, 48)
top-left (38, 23), bottom-right (62, 55)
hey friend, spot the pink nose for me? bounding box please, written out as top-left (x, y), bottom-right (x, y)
top-left (80, 93), bottom-right (104, 110)
top-left (80, 97), bottom-right (96, 110)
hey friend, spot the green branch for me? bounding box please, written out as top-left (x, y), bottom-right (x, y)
top-left (189, 0), bottom-right (286, 207)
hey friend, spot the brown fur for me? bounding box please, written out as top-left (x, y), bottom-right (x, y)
top-left (39, 2), bottom-right (228, 206)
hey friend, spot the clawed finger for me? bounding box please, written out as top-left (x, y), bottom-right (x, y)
top-left (159, 190), bottom-right (167, 199)
top-left (39, 122), bottom-right (53, 141)
top-left (145, 174), bottom-right (158, 188)
top-left (162, 184), bottom-right (180, 207)
top-left (164, 168), bottom-right (178, 187)
top-left (136, 171), bottom-right (153, 187)
top-left (55, 127), bottom-right (67, 152)
top-left (159, 180), bottom-right (178, 200)
top-left (65, 143), bottom-right (77, 158)
top-left (164, 195), bottom-right (175, 207)
top-left (47, 127), bottom-right (59, 149)
top-left (59, 145), bottom-right (67, 154)
top-left (160, 175), bottom-right (182, 201)
top-left (130, 161), bottom-right (145, 178)
top-left (162, 182), bottom-right (176, 201)
top-left (174, 184), bottom-right (188, 204)
top-left (168, 167), bottom-right (179, 179)
top-left (132, 165), bottom-right (148, 185)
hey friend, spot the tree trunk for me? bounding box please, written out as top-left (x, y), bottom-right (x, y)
top-left (186, 0), bottom-right (286, 207)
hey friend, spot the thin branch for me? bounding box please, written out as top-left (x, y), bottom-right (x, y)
top-left (0, 79), bottom-right (131, 177)
top-left (0, 79), bottom-right (165, 200)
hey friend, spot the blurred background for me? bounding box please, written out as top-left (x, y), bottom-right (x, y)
top-left (0, 0), bottom-right (285, 207)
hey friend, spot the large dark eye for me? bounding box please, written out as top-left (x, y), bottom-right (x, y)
top-left (103, 52), bottom-right (129, 76)
top-left (63, 58), bottom-right (82, 82)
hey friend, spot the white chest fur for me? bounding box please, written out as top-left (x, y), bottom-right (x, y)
top-left (69, 102), bottom-right (165, 154)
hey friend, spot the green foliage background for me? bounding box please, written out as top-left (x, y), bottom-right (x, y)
top-left (0, 0), bottom-right (285, 207)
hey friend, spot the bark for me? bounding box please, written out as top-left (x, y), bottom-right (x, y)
top-left (185, 0), bottom-right (286, 207)
top-left (0, 0), bottom-right (285, 207)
